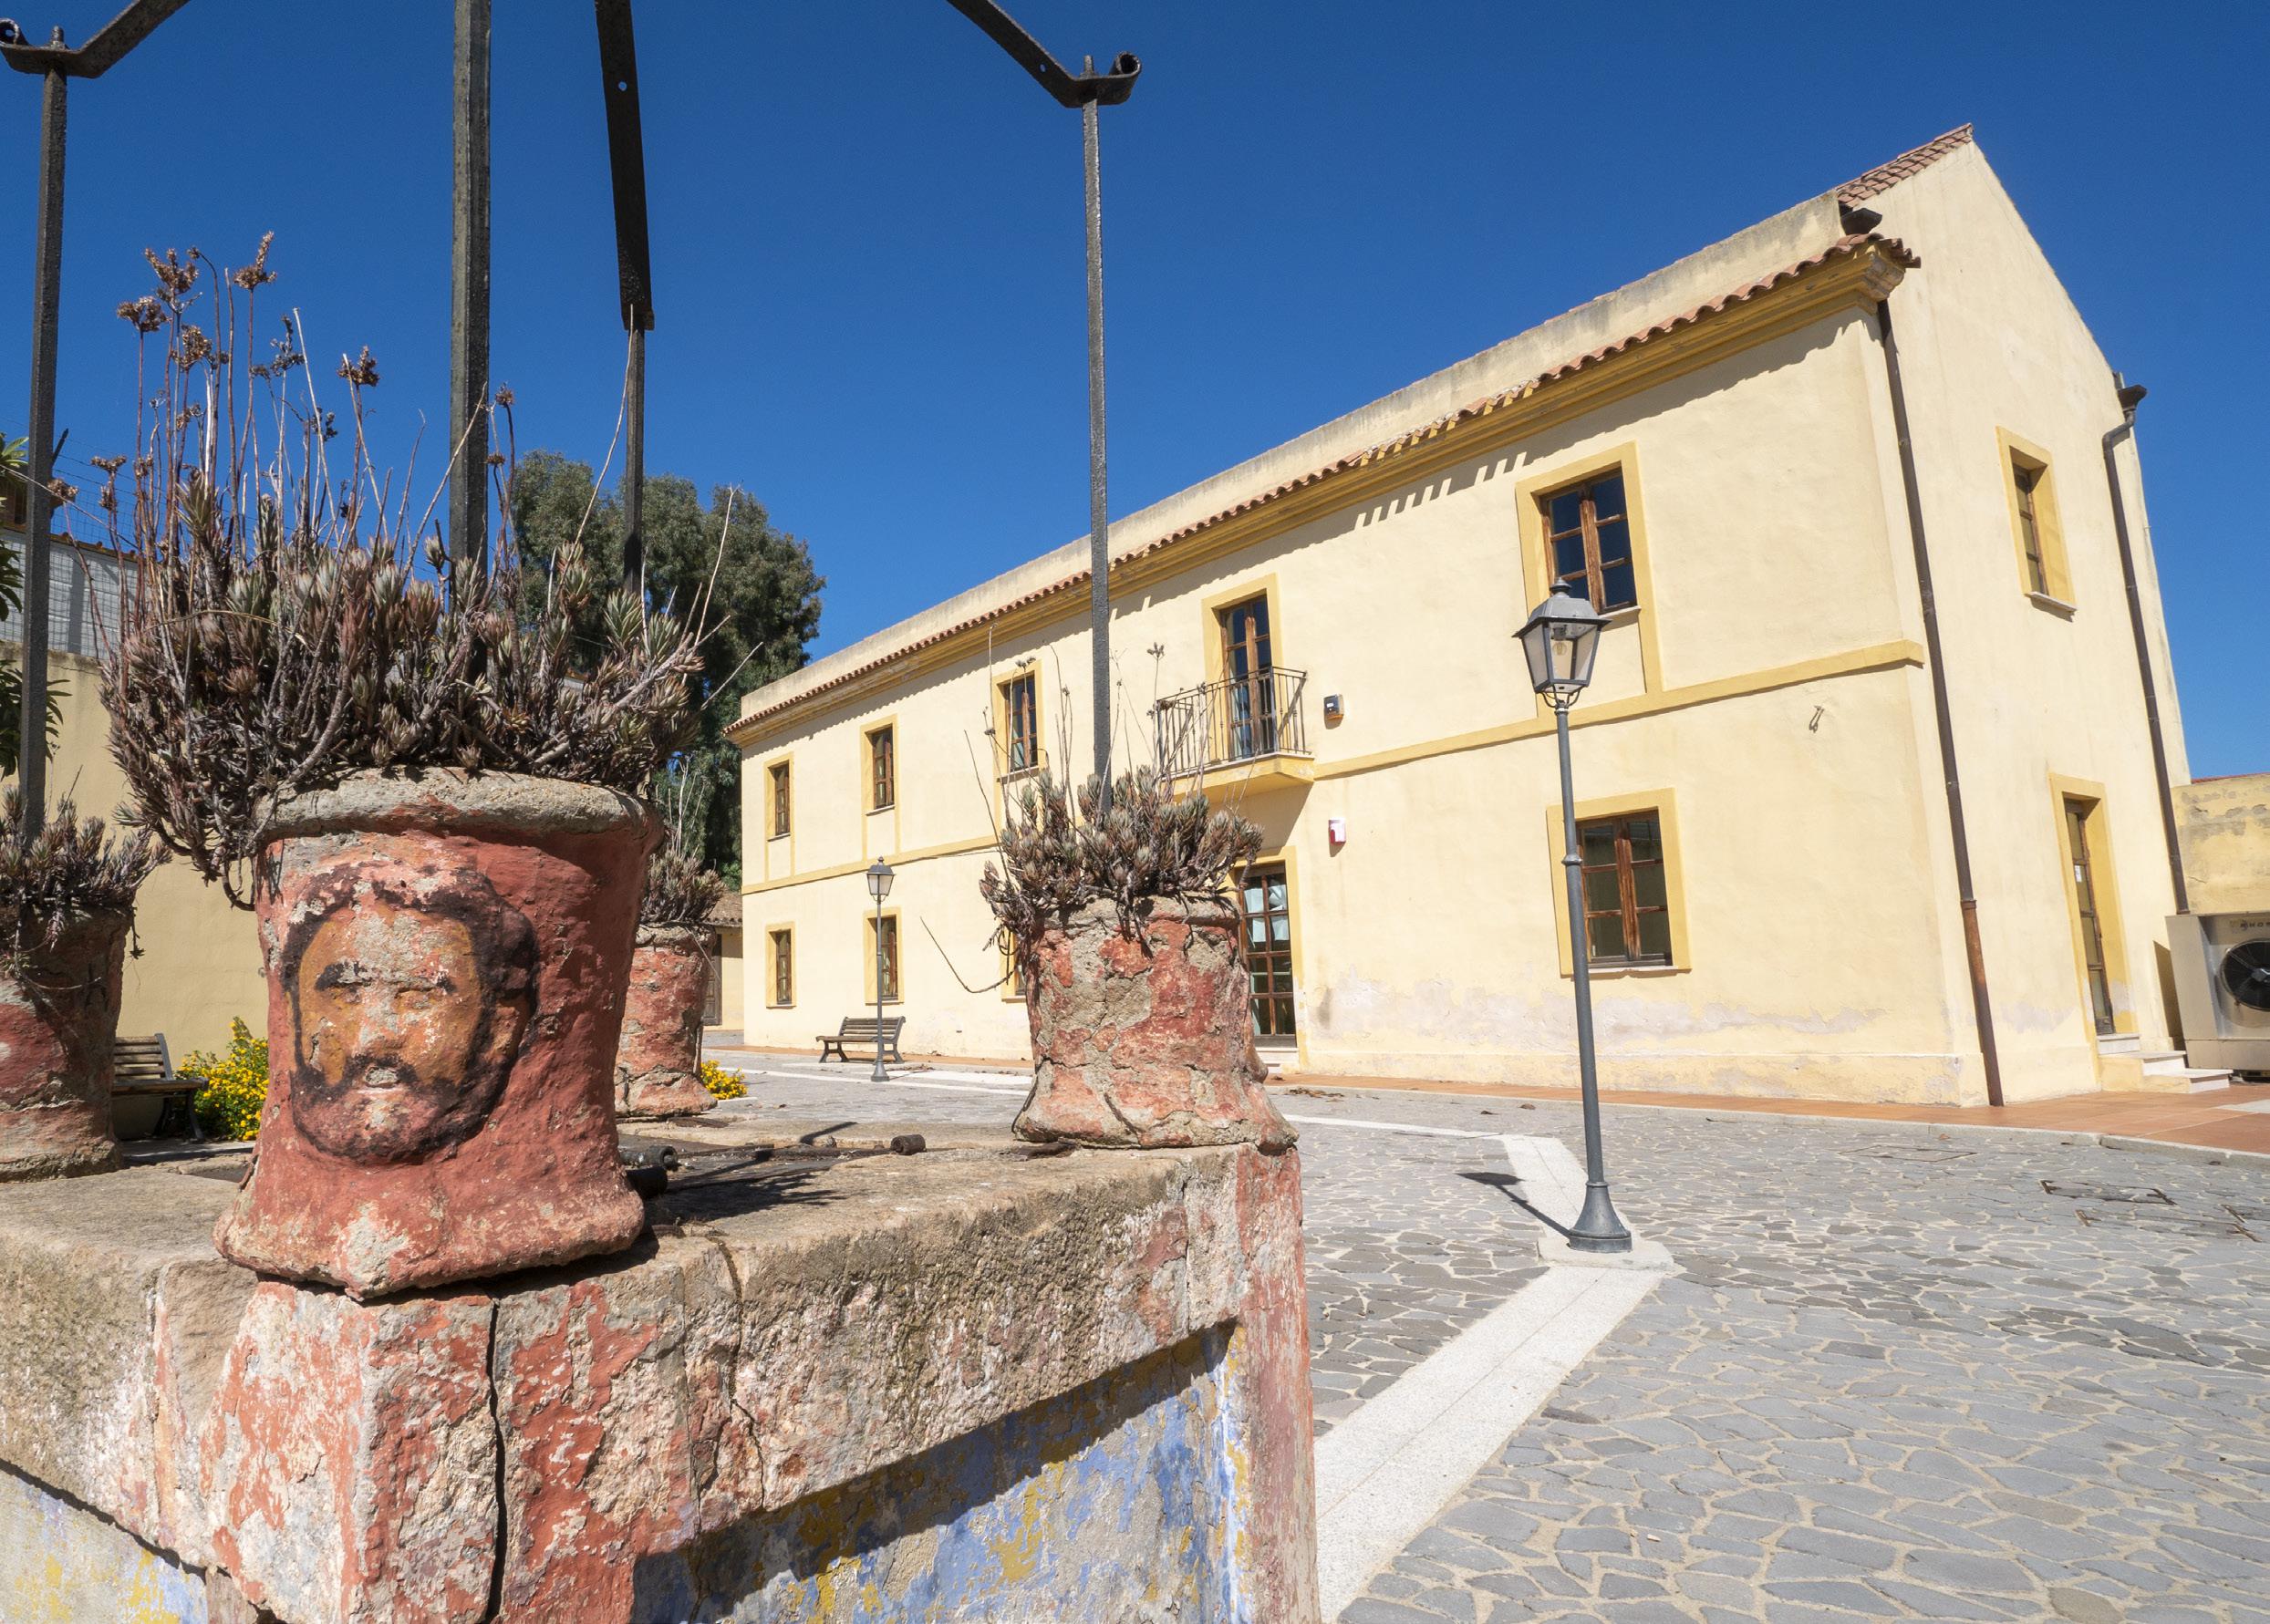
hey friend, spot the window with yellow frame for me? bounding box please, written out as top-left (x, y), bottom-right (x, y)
top-left (767, 926), bottom-right (794, 1008)
top-left (1999, 430), bottom-right (2074, 606)
top-left (865, 911), bottom-right (902, 1005)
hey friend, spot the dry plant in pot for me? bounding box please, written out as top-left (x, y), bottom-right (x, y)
top-left (95, 243), bottom-right (703, 1298)
top-left (616, 843), bottom-right (728, 1119)
top-left (981, 767), bottom-right (1293, 1150)
top-left (0, 791), bottom-right (164, 1181)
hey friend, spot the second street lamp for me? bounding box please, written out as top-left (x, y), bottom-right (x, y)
top-left (866, 860), bottom-right (895, 1083)
top-left (1517, 590), bottom-right (1633, 1255)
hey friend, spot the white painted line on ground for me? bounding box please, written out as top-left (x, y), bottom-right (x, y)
top-left (1312, 1265), bottom-right (1661, 1619)
top-left (754, 1073), bottom-right (1030, 1098)
top-left (1501, 1133), bottom-right (1587, 1226)
top-left (1283, 1113), bottom-right (1502, 1141)
top-left (2220, 1096), bottom-right (2270, 1115)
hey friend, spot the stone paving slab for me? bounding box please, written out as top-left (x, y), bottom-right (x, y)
top-left (710, 1055), bottom-right (2270, 1621)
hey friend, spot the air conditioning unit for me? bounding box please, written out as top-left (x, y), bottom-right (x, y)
top-left (2169, 912), bottom-right (2270, 1078)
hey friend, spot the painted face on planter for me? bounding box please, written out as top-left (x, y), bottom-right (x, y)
top-left (281, 871), bottom-right (537, 1163)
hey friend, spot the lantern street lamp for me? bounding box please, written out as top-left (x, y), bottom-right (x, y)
top-left (865, 860), bottom-right (895, 1082)
top-left (1517, 591), bottom-right (1632, 1254)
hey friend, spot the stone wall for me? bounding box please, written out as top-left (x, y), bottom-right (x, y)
top-left (0, 1121), bottom-right (1318, 1622)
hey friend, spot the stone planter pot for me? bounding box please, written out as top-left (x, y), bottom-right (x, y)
top-left (214, 771), bottom-right (658, 1298)
top-left (1014, 897), bottom-right (1295, 1150)
top-left (0, 909), bottom-right (130, 1182)
top-left (615, 923), bottom-right (716, 1119)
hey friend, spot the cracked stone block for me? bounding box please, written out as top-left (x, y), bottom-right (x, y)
top-left (198, 1281), bottom-right (499, 1624)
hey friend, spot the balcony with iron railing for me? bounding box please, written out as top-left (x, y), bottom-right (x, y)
top-left (1152, 667), bottom-right (1313, 792)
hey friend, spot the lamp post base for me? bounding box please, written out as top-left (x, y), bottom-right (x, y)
top-left (1564, 1182), bottom-right (1633, 1254)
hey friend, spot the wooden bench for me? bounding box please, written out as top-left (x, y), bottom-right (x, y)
top-left (113, 1034), bottom-right (202, 1141)
top-left (817, 1016), bottom-right (906, 1065)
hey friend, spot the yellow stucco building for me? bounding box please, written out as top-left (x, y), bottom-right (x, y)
top-left (0, 543), bottom-right (266, 1064)
top-left (731, 127), bottom-right (2215, 1107)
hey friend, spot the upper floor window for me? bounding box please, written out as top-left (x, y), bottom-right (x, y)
top-left (1577, 811), bottom-right (1672, 966)
top-left (2014, 460), bottom-right (2050, 597)
top-left (1541, 471), bottom-right (1637, 613)
top-left (869, 726), bottom-right (896, 811)
top-left (1001, 672), bottom-right (1040, 776)
top-left (1217, 593), bottom-right (1285, 763)
top-left (2000, 433), bottom-right (2072, 606)
top-left (769, 761), bottom-right (792, 838)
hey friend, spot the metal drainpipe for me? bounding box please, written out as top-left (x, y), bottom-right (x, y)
top-left (2100, 384), bottom-right (2189, 915)
top-left (1873, 297), bottom-right (2006, 1107)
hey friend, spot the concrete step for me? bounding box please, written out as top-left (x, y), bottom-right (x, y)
top-left (2111, 1063), bottom-right (2234, 1094)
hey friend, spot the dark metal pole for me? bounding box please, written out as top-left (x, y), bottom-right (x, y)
top-left (1556, 700), bottom-right (1632, 1253)
top-left (871, 894), bottom-right (889, 1083)
top-left (623, 327), bottom-right (645, 588)
top-left (593, 0), bottom-right (655, 593)
top-left (449, 0), bottom-right (492, 572)
top-left (1082, 57), bottom-right (1111, 801)
top-left (938, 7), bottom-right (1136, 802)
top-left (1874, 297), bottom-right (2004, 1107)
top-left (2101, 386), bottom-right (2188, 914)
top-left (16, 47), bottom-right (66, 833)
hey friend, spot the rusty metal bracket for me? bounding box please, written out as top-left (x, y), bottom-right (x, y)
top-left (0, 0), bottom-right (189, 78)
top-left (592, 0), bottom-right (653, 587)
top-left (942, 0), bottom-right (1137, 105)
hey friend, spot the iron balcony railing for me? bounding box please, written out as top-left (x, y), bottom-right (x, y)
top-left (1153, 667), bottom-right (1311, 782)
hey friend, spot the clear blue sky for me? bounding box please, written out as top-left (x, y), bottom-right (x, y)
top-left (5, 2), bottom-right (2263, 773)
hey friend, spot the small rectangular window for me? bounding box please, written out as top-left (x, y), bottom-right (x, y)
top-left (1575, 812), bottom-right (1673, 966)
top-left (2003, 437), bottom-right (2071, 605)
top-left (769, 928), bottom-right (793, 1008)
top-left (869, 914), bottom-right (901, 1003)
top-left (1540, 470), bottom-right (1637, 613)
top-left (1000, 673), bottom-right (1040, 776)
top-left (769, 762), bottom-right (791, 839)
top-left (869, 727), bottom-right (896, 810)
top-left (2014, 459), bottom-right (2049, 597)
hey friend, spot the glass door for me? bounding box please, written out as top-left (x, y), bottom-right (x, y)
top-left (1218, 595), bottom-right (1276, 761)
top-left (1239, 862), bottom-right (1296, 1043)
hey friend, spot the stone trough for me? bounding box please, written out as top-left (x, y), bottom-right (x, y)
top-left (0, 1117), bottom-right (1319, 1622)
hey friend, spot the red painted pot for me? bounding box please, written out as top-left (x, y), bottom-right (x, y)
top-left (0, 909), bottom-right (129, 1183)
top-left (615, 923), bottom-right (716, 1119)
top-left (1014, 897), bottom-right (1295, 1151)
top-left (214, 771), bottom-right (657, 1298)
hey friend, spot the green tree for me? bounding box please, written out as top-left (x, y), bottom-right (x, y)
top-left (509, 450), bottom-right (822, 882)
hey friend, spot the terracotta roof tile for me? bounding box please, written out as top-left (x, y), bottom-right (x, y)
top-left (1837, 124), bottom-right (1974, 206)
top-left (732, 233), bottom-right (1918, 737)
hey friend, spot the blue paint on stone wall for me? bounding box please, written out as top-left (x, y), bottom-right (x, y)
top-left (634, 1327), bottom-right (1248, 1622)
top-left (0, 1463), bottom-right (210, 1624)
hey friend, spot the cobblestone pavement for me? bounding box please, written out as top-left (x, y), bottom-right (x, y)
top-left (709, 1055), bottom-right (2270, 1622)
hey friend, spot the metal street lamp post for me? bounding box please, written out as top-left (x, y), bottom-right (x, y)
top-left (944, 2), bottom-right (1138, 806)
top-left (866, 859), bottom-right (895, 1082)
top-left (1517, 590), bottom-right (1632, 1254)
top-left (1, 1), bottom-right (190, 836)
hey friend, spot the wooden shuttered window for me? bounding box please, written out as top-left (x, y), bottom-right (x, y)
top-left (869, 727), bottom-right (896, 810)
top-left (1541, 471), bottom-right (1637, 612)
top-left (1576, 812), bottom-right (1673, 966)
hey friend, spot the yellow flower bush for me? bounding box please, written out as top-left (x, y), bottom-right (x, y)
top-left (699, 1059), bottom-right (746, 1101)
top-left (183, 1019), bottom-right (269, 1142)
